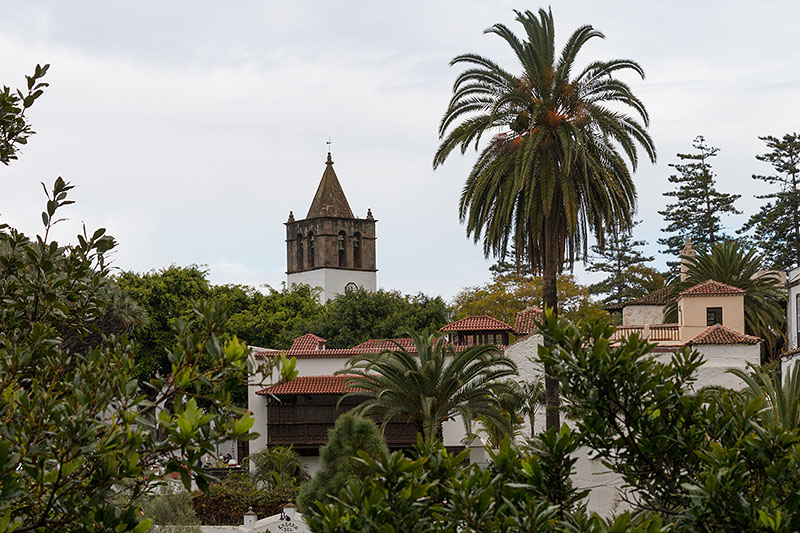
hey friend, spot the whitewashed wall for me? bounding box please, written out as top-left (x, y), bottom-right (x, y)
top-left (287, 268), bottom-right (376, 303)
top-left (622, 305), bottom-right (664, 326)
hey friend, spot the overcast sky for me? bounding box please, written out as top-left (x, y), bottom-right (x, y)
top-left (2, 1), bottom-right (799, 300)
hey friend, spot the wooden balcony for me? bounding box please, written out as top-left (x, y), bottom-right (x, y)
top-left (266, 394), bottom-right (417, 449)
top-left (610, 324), bottom-right (680, 342)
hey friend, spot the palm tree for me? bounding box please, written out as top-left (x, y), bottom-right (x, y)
top-left (665, 240), bottom-right (786, 354)
top-left (729, 363), bottom-right (800, 430)
top-left (338, 330), bottom-right (518, 444)
top-left (434, 9), bottom-right (656, 429)
top-left (519, 378), bottom-right (546, 437)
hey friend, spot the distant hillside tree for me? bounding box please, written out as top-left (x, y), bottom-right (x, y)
top-left (454, 272), bottom-right (604, 326)
top-left (658, 136), bottom-right (741, 267)
top-left (587, 222), bottom-right (665, 307)
top-left (737, 133), bottom-right (800, 269)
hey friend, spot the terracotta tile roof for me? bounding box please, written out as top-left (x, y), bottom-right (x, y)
top-left (623, 287), bottom-right (671, 307)
top-left (685, 324), bottom-right (761, 346)
top-left (352, 338), bottom-right (416, 352)
top-left (514, 307), bottom-right (543, 335)
top-left (256, 375), bottom-right (366, 396)
top-left (441, 315), bottom-right (514, 332)
top-left (290, 333), bottom-right (327, 352)
top-left (679, 280), bottom-right (746, 298)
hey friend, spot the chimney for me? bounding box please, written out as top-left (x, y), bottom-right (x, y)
top-left (680, 238), bottom-right (696, 282)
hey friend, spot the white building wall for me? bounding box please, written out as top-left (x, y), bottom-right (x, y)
top-left (622, 305), bottom-right (665, 326)
top-left (287, 268), bottom-right (377, 303)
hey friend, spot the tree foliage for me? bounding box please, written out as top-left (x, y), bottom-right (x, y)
top-left (0, 64), bottom-right (48, 165)
top-left (340, 331), bottom-right (518, 444)
top-left (658, 136), bottom-right (741, 264)
top-left (453, 271), bottom-right (605, 326)
top-left (0, 179), bottom-right (256, 532)
top-left (304, 287), bottom-right (450, 349)
top-left (305, 432), bottom-right (663, 532)
top-left (587, 221), bottom-right (664, 307)
top-left (738, 133), bottom-right (800, 270)
top-left (297, 414), bottom-right (388, 513)
top-left (537, 310), bottom-right (800, 529)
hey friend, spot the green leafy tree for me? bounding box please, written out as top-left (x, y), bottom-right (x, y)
top-left (306, 433), bottom-right (663, 532)
top-left (538, 311), bottom-right (800, 529)
top-left (340, 330), bottom-right (517, 444)
top-left (738, 133), bottom-right (800, 269)
top-left (658, 136), bottom-right (741, 265)
top-left (297, 414), bottom-right (388, 513)
top-left (434, 8), bottom-right (656, 429)
top-left (664, 240), bottom-right (786, 355)
top-left (453, 273), bottom-right (605, 326)
top-left (117, 265), bottom-right (213, 381)
top-left (303, 287), bottom-right (450, 349)
top-left (0, 179), bottom-right (256, 532)
top-left (140, 485), bottom-right (201, 533)
top-left (588, 222), bottom-right (665, 307)
top-left (0, 64), bottom-right (48, 165)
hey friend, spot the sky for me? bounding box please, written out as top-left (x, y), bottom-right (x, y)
top-left (2, 1), bottom-right (799, 301)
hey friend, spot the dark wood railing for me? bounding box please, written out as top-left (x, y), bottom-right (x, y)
top-left (611, 324), bottom-right (680, 342)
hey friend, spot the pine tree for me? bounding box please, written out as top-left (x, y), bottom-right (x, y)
top-left (658, 136), bottom-right (741, 266)
top-left (587, 222), bottom-right (664, 307)
top-left (737, 133), bottom-right (800, 269)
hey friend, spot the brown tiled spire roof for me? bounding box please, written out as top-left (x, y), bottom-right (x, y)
top-left (514, 307), bottom-right (543, 335)
top-left (679, 280), bottom-right (746, 298)
top-left (441, 315), bottom-right (514, 332)
top-left (685, 324), bottom-right (761, 345)
top-left (306, 153), bottom-right (355, 219)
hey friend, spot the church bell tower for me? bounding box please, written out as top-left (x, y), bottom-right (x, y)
top-left (285, 152), bottom-right (377, 302)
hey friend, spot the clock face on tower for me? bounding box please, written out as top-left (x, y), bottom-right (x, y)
top-left (345, 282), bottom-right (358, 292)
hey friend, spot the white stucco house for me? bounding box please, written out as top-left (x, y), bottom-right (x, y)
top-left (780, 265), bottom-right (800, 377)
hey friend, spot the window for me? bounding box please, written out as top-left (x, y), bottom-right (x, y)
top-left (307, 232), bottom-right (315, 268)
top-left (296, 233), bottom-right (304, 269)
top-left (706, 307), bottom-right (723, 326)
top-left (353, 232), bottom-right (362, 268)
top-left (338, 231), bottom-right (346, 267)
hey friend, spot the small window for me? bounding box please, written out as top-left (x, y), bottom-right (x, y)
top-left (706, 307), bottom-right (723, 326)
top-left (307, 232), bottom-right (315, 268)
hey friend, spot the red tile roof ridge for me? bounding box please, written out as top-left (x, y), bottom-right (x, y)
top-left (441, 315), bottom-right (514, 332)
top-left (679, 279), bottom-right (746, 298)
top-left (685, 324), bottom-right (761, 346)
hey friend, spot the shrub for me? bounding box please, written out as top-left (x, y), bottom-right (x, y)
top-left (297, 413), bottom-right (388, 512)
top-left (141, 484), bottom-right (201, 533)
top-left (246, 445), bottom-right (309, 490)
top-left (191, 478), bottom-right (296, 525)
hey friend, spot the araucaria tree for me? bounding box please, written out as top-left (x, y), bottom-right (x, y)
top-left (658, 136), bottom-right (741, 263)
top-left (587, 221), bottom-right (664, 307)
top-left (433, 8), bottom-right (656, 429)
top-left (340, 331), bottom-right (517, 444)
top-left (738, 133), bottom-right (800, 270)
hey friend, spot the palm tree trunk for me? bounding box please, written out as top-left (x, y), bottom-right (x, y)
top-left (542, 226), bottom-right (560, 431)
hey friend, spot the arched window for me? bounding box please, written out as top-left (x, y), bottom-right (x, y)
top-left (353, 232), bottom-right (362, 268)
top-left (296, 233), bottom-right (304, 269)
top-left (338, 231), bottom-right (346, 267)
top-left (307, 232), bottom-right (315, 268)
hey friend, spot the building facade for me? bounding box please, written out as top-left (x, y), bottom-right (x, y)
top-left (285, 153), bottom-right (377, 303)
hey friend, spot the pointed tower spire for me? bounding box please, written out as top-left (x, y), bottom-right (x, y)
top-left (306, 152), bottom-right (355, 219)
